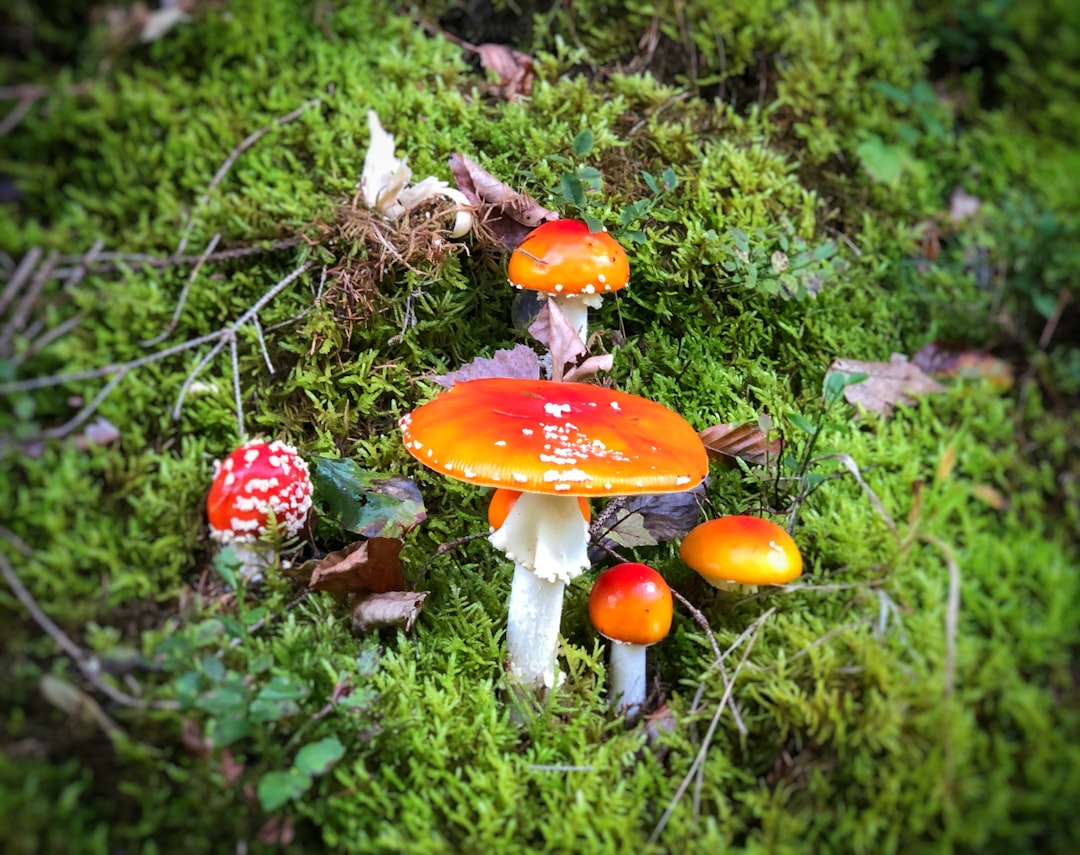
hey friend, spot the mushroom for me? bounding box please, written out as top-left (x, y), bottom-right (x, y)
top-left (679, 515), bottom-right (803, 591)
top-left (206, 439), bottom-right (313, 581)
top-left (508, 219), bottom-right (629, 344)
top-left (588, 562), bottom-right (673, 718)
top-left (399, 377), bottom-right (707, 695)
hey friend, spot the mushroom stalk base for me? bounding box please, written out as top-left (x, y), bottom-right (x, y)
top-left (608, 640), bottom-right (647, 718)
top-left (505, 564), bottom-right (565, 694)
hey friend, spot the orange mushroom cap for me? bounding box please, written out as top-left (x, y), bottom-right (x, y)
top-left (206, 439), bottom-right (313, 544)
top-left (679, 515), bottom-right (803, 586)
top-left (400, 378), bottom-right (708, 497)
top-left (508, 220), bottom-right (629, 298)
top-left (488, 488), bottom-right (589, 531)
top-left (588, 563), bottom-right (673, 646)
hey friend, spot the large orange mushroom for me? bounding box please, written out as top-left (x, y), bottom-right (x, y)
top-left (400, 377), bottom-right (706, 695)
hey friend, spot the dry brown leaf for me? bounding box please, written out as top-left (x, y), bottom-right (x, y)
top-left (351, 591), bottom-right (429, 634)
top-left (475, 43), bottom-right (535, 100)
top-left (255, 815), bottom-right (295, 846)
top-left (949, 188), bottom-right (982, 224)
top-left (699, 422), bottom-right (782, 468)
top-left (528, 301), bottom-right (613, 382)
top-left (308, 538), bottom-right (404, 594)
top-left (449, 153), bottom-right (558, 249)
top-left (912, 341), bottom-right (1013, 391)
top-left (430, 344), bottom-right (541, 388)
top-left (827, 354), bottom-right (946, 415)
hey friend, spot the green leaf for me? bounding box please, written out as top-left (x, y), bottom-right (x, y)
top-left (211, 547), bottom-right (238, 590)
top-left (582, 214), bottom-right (604, 234)
top-left (661, 166), bottom-right (677, 190)
top-left (855, 135), bottom-right (914, 186)
top-left (311, 457), bottom-right (426, 537)
top-left (294, 737), bottom-right (346, 777)
top-left (641, 170), bottom-right (658, 194)
top-left (571, 128), bottom-right (593, 157)
top-left (559, 172), bottom-right (585, 206)
top-left (787, 413), bottom-right (817, 435)
top-left (257, 770), bottom-right (312, 813)
top-left (257, 676), bottom-right (310, 702)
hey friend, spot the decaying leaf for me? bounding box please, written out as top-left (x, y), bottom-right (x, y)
top-left (474, 43), bottom-right (535, 100)
top-left (589, 481), bottom-right (708, 562)
top-left (949, 187), bottom-right (982, 224)
top-left (308, 538), bottom-right (405, 594)
top-left (449, 152), bottom-right (558, 249)
top-left (311, 457), bottom-right (426, 537)
top-left (360, 111), bottom-right (472, 236)
top-left (699, 422), bottom-right (782, 468)
top-left (827, 354), bottom-right (946, 415)
top-left (528, 301), bottom-right (613, 383)
top-left (430, 344), bottom-right (541, 388)
top-left (913, 341), bottom-right (1013, 391)
top-left (351, 591), bottom-right (428, 634)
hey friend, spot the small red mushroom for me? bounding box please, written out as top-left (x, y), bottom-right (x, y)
top-left (588, 563), bottom-right (673, 718)
top-left (206, 439), bottom-right (313, 580)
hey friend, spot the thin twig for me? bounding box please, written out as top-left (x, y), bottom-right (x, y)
top-left (48, 238), bottom-right (303, 279)
top-left (173, 99), bottom-right (320, 259)
top-left (0, 247), bottom-right (42, 317)
top-left (229, 333), bottom-right (245, 438)
top-left (0, 262), bottom-right (311, 396)
top-left (141, 232), bottom-right (221, 347)
top-left (0, 548), bottom-right (150, 710)
top-left (16, 311), bottom-right (89, 366)
top-left (0, 250), bottom-right (59, 355)
top-left (670, 587), bottom-right (746, 736)
top-left (649, 608), bottom-right (774, 845)
top-left (251, 316), bottom-right (274, 374)
top-left (172, 338), bottom-right (228, 419)
top-left (41, 372), bottom-right (128, 440)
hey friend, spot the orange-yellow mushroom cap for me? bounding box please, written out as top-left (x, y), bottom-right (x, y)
top-left (508, 219), bottom-right (629, 298)
top-left (679, 515), bottom-right (803, 586)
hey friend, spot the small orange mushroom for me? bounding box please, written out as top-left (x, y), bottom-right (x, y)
top-left (508, 219), bottom-right (629, 342)
top-left (679, 515), bottom-right (803, 589)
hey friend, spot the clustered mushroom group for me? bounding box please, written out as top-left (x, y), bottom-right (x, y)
top-left (202, 209), bottom-right (805, 722)
top-left (397, 216), bottom-right (805, 717)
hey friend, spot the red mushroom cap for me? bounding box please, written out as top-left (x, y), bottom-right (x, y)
top-left (588, 563), bottom-right (673, 646)
top-left (400, 378), bottom-right (708, 497)
top-left (206, 439), bottom-right (313, 544)
top-left (508, 220), bottom-right (629, 297)
top-left (679, 515), bottom-right (803, 586)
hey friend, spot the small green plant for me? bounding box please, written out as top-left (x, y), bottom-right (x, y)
top-left (722, 220), bottom-right (842, 300)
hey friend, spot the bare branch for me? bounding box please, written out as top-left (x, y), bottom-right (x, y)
top-left (141, 232), bottom-right (221, 347)
top-left (0, 262), bottom-right (311, 397)
top-left (174, 99), bottom-right (320, 259)
top-left (649, 608), bottom-right (775, 845)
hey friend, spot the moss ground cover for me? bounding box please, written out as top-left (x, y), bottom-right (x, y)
top-left (2, 1), bottom-right (1078, 851)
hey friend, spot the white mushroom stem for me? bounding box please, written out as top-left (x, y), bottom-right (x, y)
top-left (218, 540), bottom-right (275, 586)
top-left (489, 492), bottom-right (590, 693)
top-left (505, 565), bottom-right (566, 691)
top-left (607, 640), bottom-right (648, 718)
top-left (549, 293), bottom-right (603, 346)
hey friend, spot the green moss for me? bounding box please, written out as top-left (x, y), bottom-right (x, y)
top-left (2, 0), bottom-right (1078, 851)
